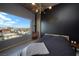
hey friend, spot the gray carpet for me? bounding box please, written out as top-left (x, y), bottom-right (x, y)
top-left (0, 40), bottom-right (37, 56)
top-left (0, 39), bottom-right (77, 56)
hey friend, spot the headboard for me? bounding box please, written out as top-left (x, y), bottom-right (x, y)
top-left (44, 33), bottom-right (69, 41)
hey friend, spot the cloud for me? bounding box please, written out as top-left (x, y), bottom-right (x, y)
top-left (0, 12), bottom-right (16, 27)
top-left (15, 19), bottom-right (20, 21)
top-left (0, 12), bottom-right (8, 15)
top-left (2, 21), bottom-right (16, 27)
top-left (0, 12), bottom-right (30, 28)
top-left (0, 14), bottom-right (11, 21)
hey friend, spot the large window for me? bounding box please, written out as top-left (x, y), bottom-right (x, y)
top-left (0, 12), bottom-right (31, 41)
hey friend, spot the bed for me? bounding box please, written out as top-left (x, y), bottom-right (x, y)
top-left (21, 34), bottom-right (76, 56)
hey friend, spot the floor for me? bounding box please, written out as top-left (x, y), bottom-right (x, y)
top-left (0, 39), bottom-right (38, 56)
top-left (0, 39), bottom-right (78, 56)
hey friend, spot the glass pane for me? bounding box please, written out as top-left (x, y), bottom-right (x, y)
top-left (0, 12), bottom-right (31, 41)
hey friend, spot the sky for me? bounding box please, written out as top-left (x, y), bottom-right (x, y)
top-left (0, 12), bottom-right (31, 28)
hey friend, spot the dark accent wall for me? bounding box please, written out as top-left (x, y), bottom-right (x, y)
top-left (41, 4), bottom-right (79, 41)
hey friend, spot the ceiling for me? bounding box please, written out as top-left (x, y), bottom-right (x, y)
top-left (20, 3), bottom-right (58, 14)
top-left (41, 3), bottom-right (58, 11)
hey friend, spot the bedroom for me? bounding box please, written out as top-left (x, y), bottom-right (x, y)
top-left (0, 3), bottom-right (79, 56)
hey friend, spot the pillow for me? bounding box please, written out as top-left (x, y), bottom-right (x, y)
top-left (45, 33), bottom-right (69, 41)
top-left (45, 33), bottom-right (58, 36)
top-left (21, 42), bottom-right (49, 56)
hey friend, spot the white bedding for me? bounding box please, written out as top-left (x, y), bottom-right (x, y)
top-left (21, 42), bottom-right (49, 56)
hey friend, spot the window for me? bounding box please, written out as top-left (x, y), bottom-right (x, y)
top-left (0, 12), bottom-right (31, 41)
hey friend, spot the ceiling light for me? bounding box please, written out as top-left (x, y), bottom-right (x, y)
top-left (32, 3), bottom-right (36, 5)
top-left (48, 6), bottom-right (52, 9)
top-left (36, 9), bottom-right (38, 12)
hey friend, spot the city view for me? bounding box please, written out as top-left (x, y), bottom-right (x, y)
top-left (0, 12), bottom-right (31, 41)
